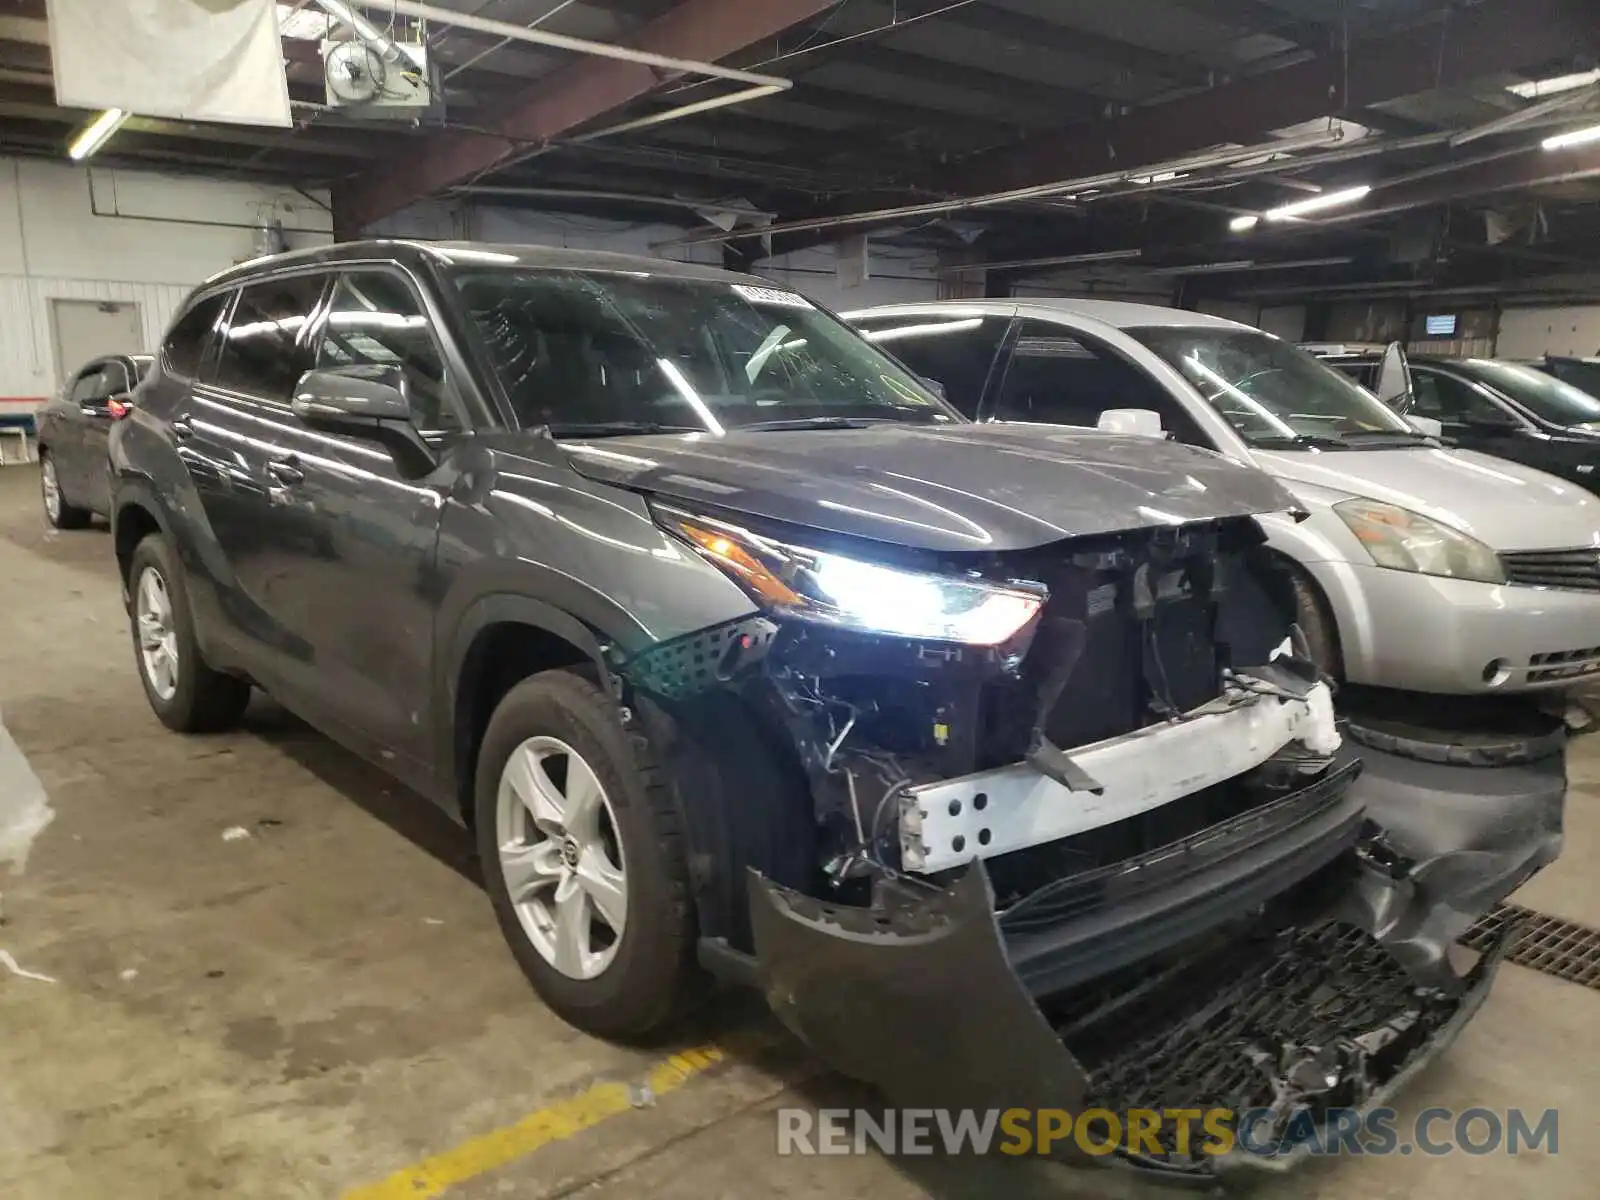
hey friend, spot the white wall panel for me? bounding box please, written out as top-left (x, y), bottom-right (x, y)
top-left (1, 156), bottom-right (329, 406)
top-left (1497, 307), bottom-right (1600, 358)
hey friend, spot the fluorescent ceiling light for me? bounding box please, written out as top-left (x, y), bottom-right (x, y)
top-left (1543, 123), bottom-right (1600, 151)
top-left (67, 108), bottom-right (128, 160)
top-left (1264, 184), bottom-right (1371, 221)
top-left (1230, 185), bottom-right (1369, 232)
top-left (1508, 68), bottom-right (1600, 99)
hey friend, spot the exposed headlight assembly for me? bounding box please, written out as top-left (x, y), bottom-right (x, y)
top-left (656, 507), bottom-right (1045, 645)
top-left (1334, 499), bottom-right (1505, 584)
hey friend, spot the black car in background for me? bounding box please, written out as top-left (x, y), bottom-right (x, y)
top-left (1532, 354), bottom-right (1600, 397)
top-left (37, 353), bottom-right (152, 528)
top-left (1316, 350), bottom-right (1600, 492)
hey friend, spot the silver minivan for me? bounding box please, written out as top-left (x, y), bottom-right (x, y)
top-left (845, 300), bottom-right (1600, 695)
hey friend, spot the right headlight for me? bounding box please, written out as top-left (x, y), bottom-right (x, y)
top-left (1334, 499), bottom-right (1504, 584)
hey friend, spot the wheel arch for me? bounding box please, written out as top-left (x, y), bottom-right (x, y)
top-left (443, 594), bottom-right (615, 826)
top-left (112, 483), bottom-right (171, 595)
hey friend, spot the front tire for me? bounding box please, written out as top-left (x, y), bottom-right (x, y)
top-left (127, 534), bottom-right (251, 732)
top-left (475, 671), bottom-right (698, 1039)
top-left (40, 451), bottom-right (90, 530)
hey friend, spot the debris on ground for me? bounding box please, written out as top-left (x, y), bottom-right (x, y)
top-left (0, 949), bottom-right (56, 984)
top-left (221, 826), bottom-right (251, 842)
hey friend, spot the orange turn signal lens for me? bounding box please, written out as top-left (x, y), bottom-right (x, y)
top-left (677, 520), bottom-right (804, 607)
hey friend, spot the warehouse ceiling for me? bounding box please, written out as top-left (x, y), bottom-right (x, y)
top-left (1, 0), bottom-right (1598, 299)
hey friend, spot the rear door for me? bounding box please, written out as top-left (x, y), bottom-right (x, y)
top-left (253, 266), bottom-right (463, 775)
top-left (80, 357), bottom-right (132, 514)
top-left (177, 273), bottom-right (330, 685)
top-left (49, 362), bottom-right (106, 498)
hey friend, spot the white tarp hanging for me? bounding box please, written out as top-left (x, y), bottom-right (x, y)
top-left (47, 0), bottom-right (291, 127)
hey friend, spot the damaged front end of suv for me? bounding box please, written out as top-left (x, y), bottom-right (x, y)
top-left (589, 429), bottom-right (1561, 1182)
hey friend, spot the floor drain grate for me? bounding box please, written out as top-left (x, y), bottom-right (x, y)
top-left (1462, 904), bottom-right (1600, 990)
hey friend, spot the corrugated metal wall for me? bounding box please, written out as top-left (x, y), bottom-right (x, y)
top-left (0, 275), bottom-right (189, 401)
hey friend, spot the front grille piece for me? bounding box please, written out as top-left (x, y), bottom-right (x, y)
top-left (1463, 904), bottom-right (1600, 989)
top-left (1061, 921), bottom-right (1464, 1164)
top-left (1502, 548), bottom-right (1600, 591)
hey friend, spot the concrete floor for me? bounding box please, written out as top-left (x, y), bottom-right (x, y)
top-left (1, 461), bottom-right (1597, 1200)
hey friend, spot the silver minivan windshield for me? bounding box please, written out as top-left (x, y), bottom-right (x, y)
top-left (1130, 326), bottom-right (1420, 448)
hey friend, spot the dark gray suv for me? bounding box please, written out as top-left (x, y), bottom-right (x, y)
top-left (109, 242), bottom-right (1559, 1178)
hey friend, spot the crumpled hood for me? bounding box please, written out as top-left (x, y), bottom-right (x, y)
top-left (560, 422), bottom-right (1297, 552)
top-left (1254, 445), bottom-right (1600, 552)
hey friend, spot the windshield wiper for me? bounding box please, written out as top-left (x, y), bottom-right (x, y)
top-left (1337, 428), bottom-right (1436, 443)
top-left (1249, 433), bottom-right (1350, 449)
top-left (546, 420), bottom-right (704, 438)
top-left (739, 415), bottom-right (902, 431)
top-left (740, 410), bottom-right (947, 432)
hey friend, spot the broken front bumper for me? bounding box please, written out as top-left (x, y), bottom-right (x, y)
top-left (749, 743), bottom-right (1562, 1180)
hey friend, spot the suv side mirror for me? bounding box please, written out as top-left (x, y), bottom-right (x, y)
top-left (1407, 415), bottom-right (1444, 438)
top-left (1098, 408), bottom-right (1167, 438)
top-left (292, 366), bottom-right (439, 477)
top-left (914, 373), bottom-right (947, 401)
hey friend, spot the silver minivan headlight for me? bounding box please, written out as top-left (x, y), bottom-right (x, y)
top-left (1334, 499), bottom-right (1504, 584)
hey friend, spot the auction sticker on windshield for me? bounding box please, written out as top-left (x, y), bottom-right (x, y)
top-left (733, 284), bottom-right (813, 308)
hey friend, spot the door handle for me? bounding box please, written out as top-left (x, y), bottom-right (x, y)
top-left (171, 417), bottom-right (195, 441)
top-left (266, 458), bottom-right (305, 486)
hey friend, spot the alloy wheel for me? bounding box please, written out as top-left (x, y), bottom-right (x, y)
top-left (41, 457), bottom-right (60, 524)
top-left (496, 735), bottom-right (628, 981)
top-left (136, 566), bottom-right (180, 702)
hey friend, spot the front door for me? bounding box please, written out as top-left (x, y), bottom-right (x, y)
top-left (1410, 367), bottom-right (1531, 464)
top-left (253, 267), bottom-right (463, 777)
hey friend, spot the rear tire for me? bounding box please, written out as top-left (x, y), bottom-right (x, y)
top-left (127, 534), bottom-right (251, 733)
top-left (40, 451), bottom-right (90, 530)
top-left (475, 670), bottom-right (698, 1039)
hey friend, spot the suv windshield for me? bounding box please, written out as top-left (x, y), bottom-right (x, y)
top-left (1458, 359), bottom-right (1600, 428)
top-left (452, 269), bottom-right (958, 436)
top-left (1130, 326), bottom-right (1416, 446)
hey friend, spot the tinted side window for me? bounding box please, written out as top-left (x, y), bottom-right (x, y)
top-left (315, 271), bottom-right (459, 432)
top-left (102, 361), bottom-right (132, 395)
top-left (850, 314), bottom-right (1008, 417)
top-left (1411, 370), bottom-right (1506, 425)
top-left (214, 274), bottom-right (328, 402)
top-left (162, 293), bottom-right (228, 379)
top-left (993, 321), bottom-right (1206, 443)
top-left (70, 367), bottom-right (106, 404)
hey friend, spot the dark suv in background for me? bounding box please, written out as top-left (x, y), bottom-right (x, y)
top-left (109, 242), bottom-right (1558, 1178)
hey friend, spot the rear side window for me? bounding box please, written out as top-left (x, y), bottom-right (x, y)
top-left (993, 321), bottom-right (1207, 443)
top-left (161, 293), bottom-right (228, 379)
top-left (70, 367), bottom-right (107, 404)
top-left (315, 271), bottom-right (460, 433)
top-left (850, 314), bottom-right (1008, 417)
top-left (214, 274), bottom-right (328, 402)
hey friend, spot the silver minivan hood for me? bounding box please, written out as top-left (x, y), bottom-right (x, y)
top-left (1254, 446), bottom-right (1600, 552)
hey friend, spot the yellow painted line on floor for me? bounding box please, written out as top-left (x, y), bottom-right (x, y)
top-left (340, 1044), bottom-right (727, 1200)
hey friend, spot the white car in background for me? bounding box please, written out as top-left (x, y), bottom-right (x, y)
top-left (845, 300), bottom-right (1600, 697)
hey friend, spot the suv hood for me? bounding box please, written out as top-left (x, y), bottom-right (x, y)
top-left (561, 423), bottom-right (1296, 552)
top-left (1254, 446), bottom-right (1600, 552)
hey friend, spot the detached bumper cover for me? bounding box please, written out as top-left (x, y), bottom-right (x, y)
top-left (749, 749), bottom-right (1562, 1178)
